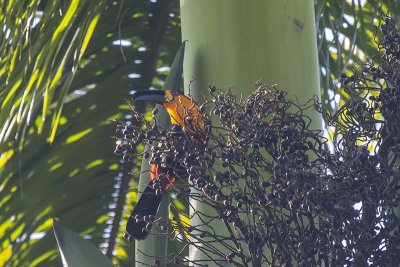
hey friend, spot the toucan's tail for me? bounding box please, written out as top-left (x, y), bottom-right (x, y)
top-left (126, 181), bottom-right (163, 240)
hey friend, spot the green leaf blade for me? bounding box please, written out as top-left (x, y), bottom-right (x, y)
top-left (53, 219), bottom-right (114, 267)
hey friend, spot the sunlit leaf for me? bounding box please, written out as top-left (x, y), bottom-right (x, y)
top-left (53, 219), bottom-right (114, 267)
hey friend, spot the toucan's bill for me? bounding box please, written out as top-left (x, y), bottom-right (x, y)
top-left (131, 90), bottom-right (166, 104)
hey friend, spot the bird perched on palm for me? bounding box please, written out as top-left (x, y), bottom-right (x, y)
top-left (125, 89), bottom-right (209, 240)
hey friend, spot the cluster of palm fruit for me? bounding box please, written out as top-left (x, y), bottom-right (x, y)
top-left (115, 17), bottom-right (400, 267)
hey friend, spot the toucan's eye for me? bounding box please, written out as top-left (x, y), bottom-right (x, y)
top-left (165, 90), bottom-right (173, 101)
top-left (171, 90), bottom-right (177, 95)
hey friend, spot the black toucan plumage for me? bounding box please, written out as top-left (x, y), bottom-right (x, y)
top-left (126, 181), bottom-right (162, 240)
top-left (125, 90), bottom-right (206, 241)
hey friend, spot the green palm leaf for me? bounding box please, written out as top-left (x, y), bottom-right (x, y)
top-left (53, 219), bottom-right (114, 267)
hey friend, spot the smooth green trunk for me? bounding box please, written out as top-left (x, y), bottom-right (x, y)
top-left (134, 42), bottom-right (186, 266)
top-left (181, 0), bottom-right (321, 265)
top-left (135, 108), bottom-right (169, 266)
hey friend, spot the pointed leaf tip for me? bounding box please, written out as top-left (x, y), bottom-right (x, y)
top-left (162, 41), bottom-right (186, 93)
top-left (53, 219), bottom-right (114, 267)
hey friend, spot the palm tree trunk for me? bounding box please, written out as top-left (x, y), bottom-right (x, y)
top-left (135, 124), bottom-right (170, 266)
top-left (180, 0), bottom-right (321, 264)
top-left (133, 1), bottom-right (175, 265)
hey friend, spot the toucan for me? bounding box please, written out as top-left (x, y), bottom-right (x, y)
top-left (125, 89), bottom-right (207, 240)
